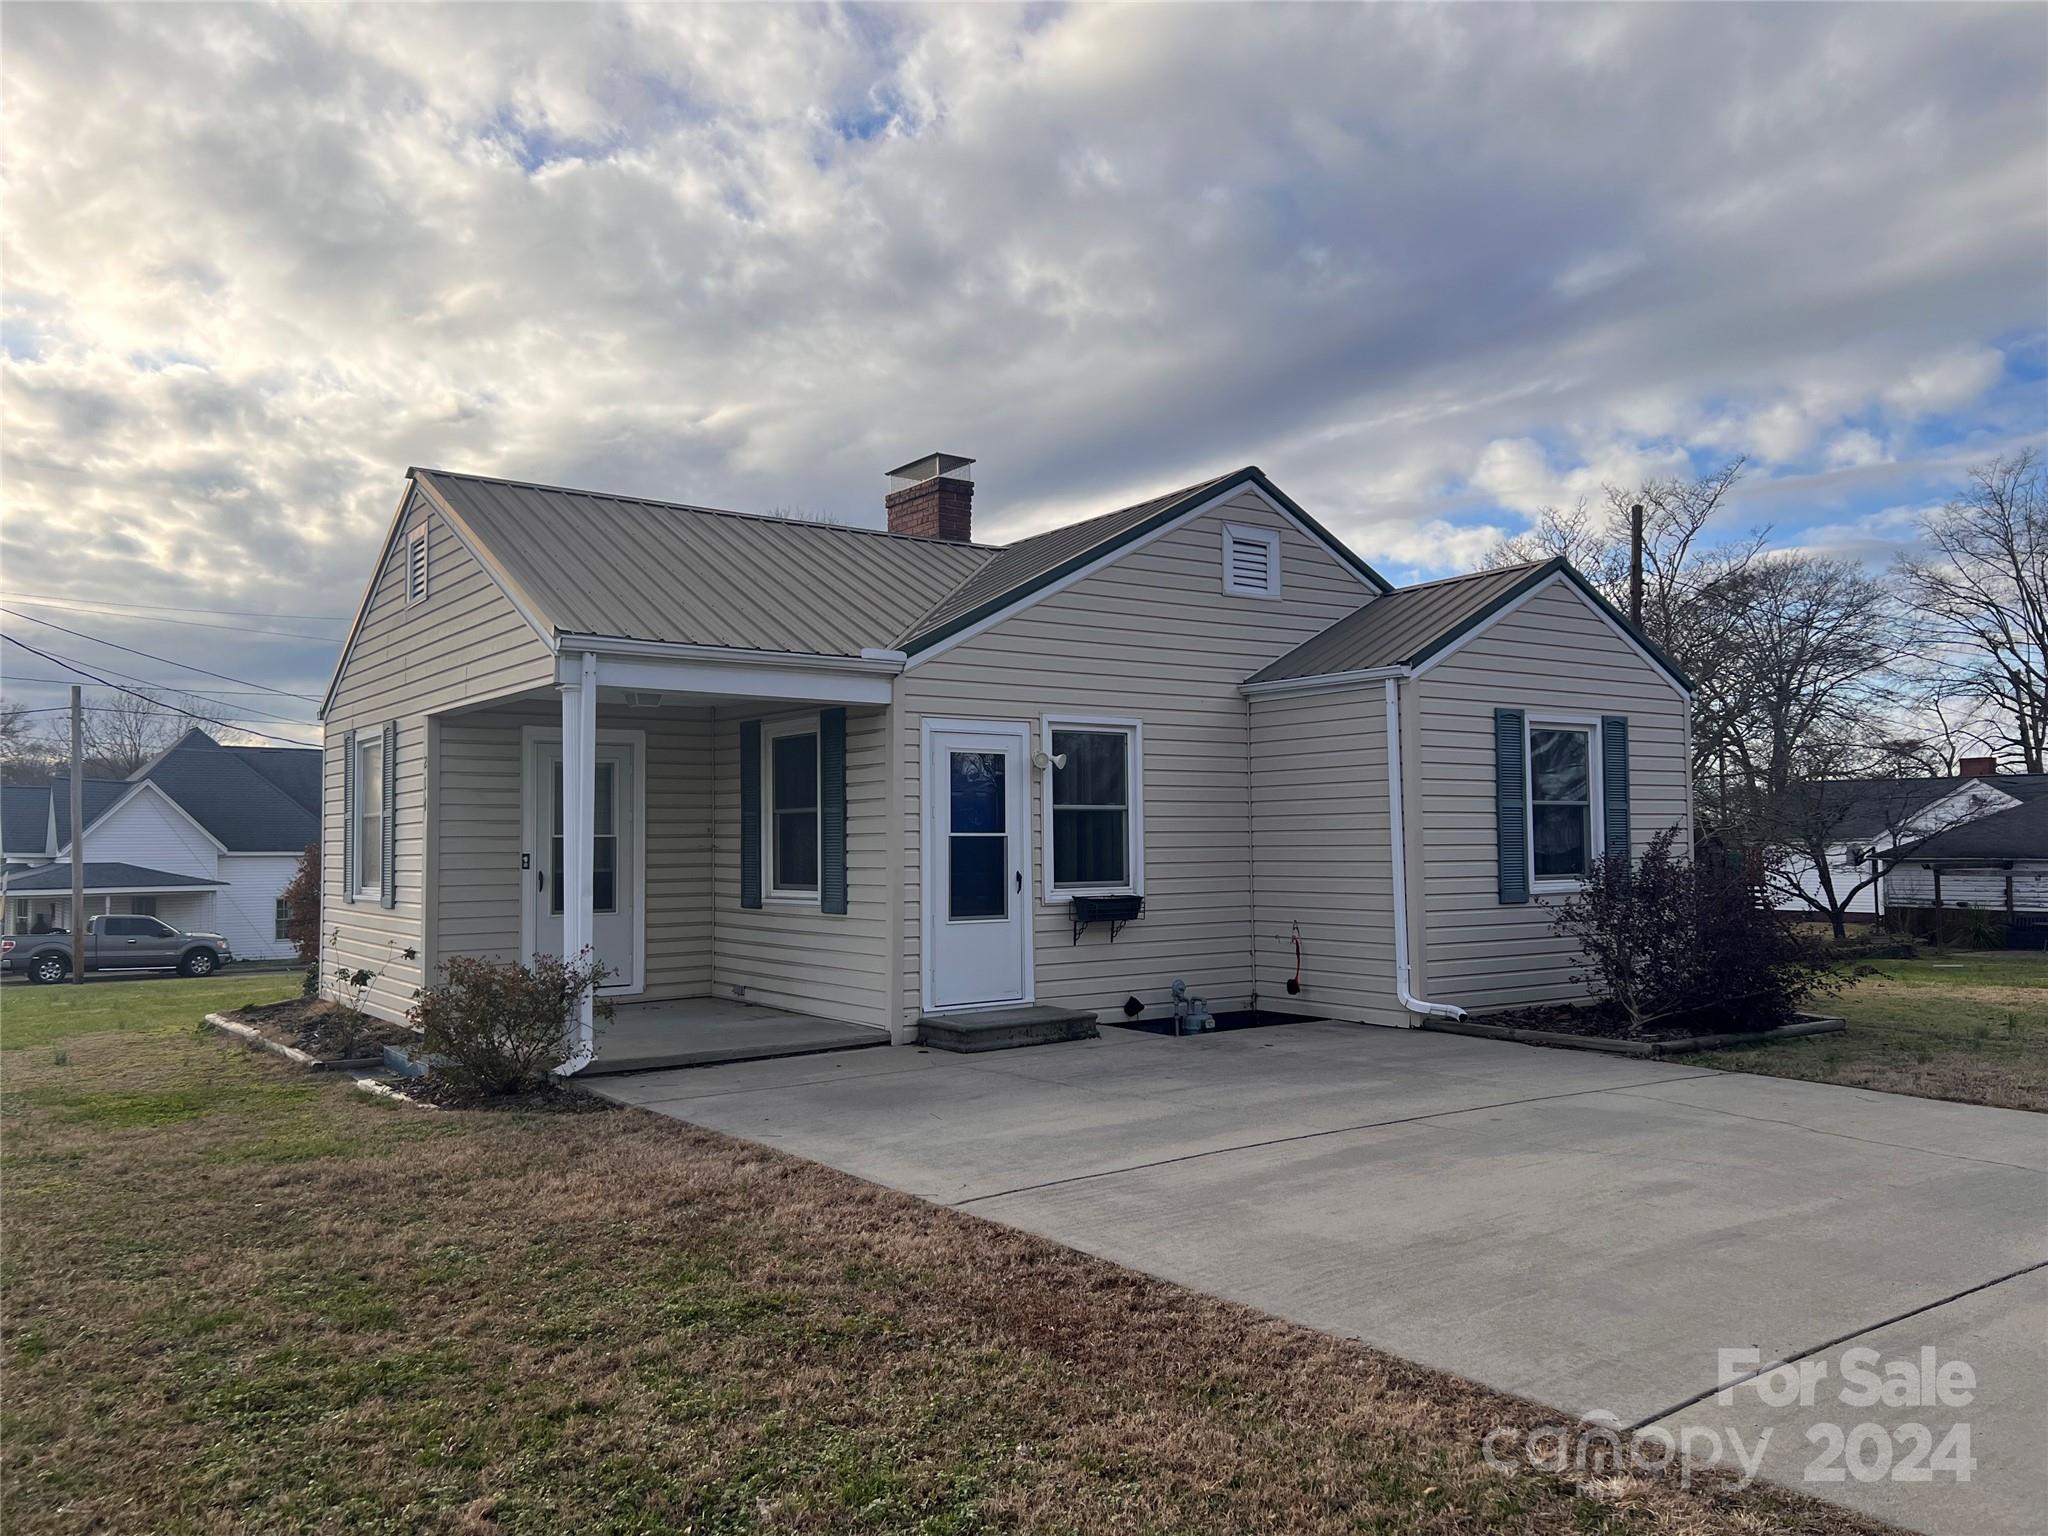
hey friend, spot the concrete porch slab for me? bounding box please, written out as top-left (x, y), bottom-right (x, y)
top-left (581, 996), bottom-right (888, 1075)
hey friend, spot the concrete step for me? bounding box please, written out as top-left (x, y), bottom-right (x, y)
top-left (916, 1005), bottom-right (1100, 1053)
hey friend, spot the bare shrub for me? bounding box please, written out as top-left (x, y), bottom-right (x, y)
top-left (1552, 827), bottom-right (1839, 1033)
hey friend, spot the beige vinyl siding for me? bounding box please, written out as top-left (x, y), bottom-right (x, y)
top-left (431, 700), bottom-right (715, 1001)
top-left (897, 489), bottom-right (1376, 1027)
top-left (1411, 577), bottom-right (1692, 1012)
top-left (1248, 688), bottom-right (1405, 1026)
top-left (322, 488), bottom-right (556, 1022)
top-left (711, 704), bottom-right (893, 1030)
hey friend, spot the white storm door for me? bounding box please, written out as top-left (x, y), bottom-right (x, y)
top-left (926, 722), bottom-right (1030, 1010)
top-left (525, 736), bottom-right (641, 994)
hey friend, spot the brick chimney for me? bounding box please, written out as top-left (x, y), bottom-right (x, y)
top-left (884, 452), bottom-right (975, 542)
top-left (1958, 756), bottom-right (1997, 778)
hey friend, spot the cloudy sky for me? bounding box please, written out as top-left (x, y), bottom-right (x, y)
top-left (3, 2), bottom-right (2043, 747)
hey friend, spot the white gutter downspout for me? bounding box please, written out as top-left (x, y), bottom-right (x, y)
top-left (1383, 677), bottom-right (1467, 1023)
top-left (556, 649), bottom-right (600, 1077)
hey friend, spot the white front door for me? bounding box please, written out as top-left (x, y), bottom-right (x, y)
top-left (925, 721), bottom-right (1030, 1010)
top-left (524, 734), bottom-right (642, 994)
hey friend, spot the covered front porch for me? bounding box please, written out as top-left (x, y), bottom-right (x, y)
top-left (3, 863), bottom-right (225, 936)
top-left (585, 996), bottom-right (888, 1074)
top-left (424, 638), bottom-right (903, 1073)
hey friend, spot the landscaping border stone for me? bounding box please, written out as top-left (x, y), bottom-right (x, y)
top-left (203, 1012), bottom-right (386, 1072)
top-left (1419, 1011), bottom-right (1845, 1058)
top-left (352, 1075), bottom-right (439, 1109)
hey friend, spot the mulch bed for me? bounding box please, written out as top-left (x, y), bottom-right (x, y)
top-left (225, 998), bottom-right (415, 1061)
top-left (392, 1071), bottom-right (616, 1113)
top-left (1481, 999), bottom-right (1796, 1042)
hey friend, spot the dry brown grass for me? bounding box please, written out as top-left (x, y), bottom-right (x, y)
top-left (1694, 952), bottom-right (2048, 1110)
top-left (1, 1008), bottom-right (1896, 1535)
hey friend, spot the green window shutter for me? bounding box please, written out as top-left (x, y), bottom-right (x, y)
top-left (1601, 716), bottom-right (1631, 859)
top-left (739, 720), bottom-right (763, 909)
top-left (819, 708), bottom-right (847, 914)
top-left (1494, 708), bottom-right (1529, 904)
top-left (341, 729), bottom-right (356, 904)
top-left (380, 721), bottom-right (398, 910)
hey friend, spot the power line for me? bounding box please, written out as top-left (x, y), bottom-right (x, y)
top-left (0, 635), bottom-right (317, 747)
top-left (2, 598), bottom-right (342, 642)
top-left (0, 673), bottom-right (296, 696)
top-left (0, 609), bottom-right (323, 702)
top-left (2, 589), bottom-right (350, 622)
top-left (0, 641), bottom-right (317, 728)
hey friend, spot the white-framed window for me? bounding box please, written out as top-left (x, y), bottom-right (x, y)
top-left (763, 717), bottom-right (820, 899)
top-left (406, 526), bottom-right (429, 604)
top-left (1221, 522), bottom-right (1281, 598)
top-left (275, 897), bottom-right (290, 942)
top-left (355, 734), bottom-right (384, 898)
top-left (1526, 717), bottom-right (1602, 892)
top-left (1041, 715), bottom-right (1144, 899)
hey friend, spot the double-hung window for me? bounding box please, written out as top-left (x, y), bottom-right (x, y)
top-left (355, 734), bottom-right (384, 899)
top-left (1528, 722), bottom-right (1597, 886)
top-left (1044, 718), bottom-right (1143, 897)
top-left (765, 721), bottom-right (820, 898)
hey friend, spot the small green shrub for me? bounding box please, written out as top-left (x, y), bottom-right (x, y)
top-left (409, 951), bottom-right (611, 1095)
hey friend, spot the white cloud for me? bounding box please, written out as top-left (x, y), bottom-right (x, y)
top-left (1824, 429), bottom-right (1890, 470)
top-left (0, 1), bottom-right (2040, 708)
top-left (1882, 346), bottom-right (2006, 416)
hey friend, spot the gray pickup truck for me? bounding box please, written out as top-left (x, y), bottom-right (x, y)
top-left (2, 915), bottom-right (233, 983)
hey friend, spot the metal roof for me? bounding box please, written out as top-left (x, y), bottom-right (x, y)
top-left (1248, 556), bottom-right (1693, 691)
top-left (407, 463), bottom-right (1389, 664)
top-left (3, 861), bottom-right (227, 893)
top-left (1894, 793), bottom-right (2048, 863)
top-left (1, 785), bottom-right (50, 856)
top-left (1249, 562), bottom-right (1552, 683)
top-left (416, 469), bottom-right (995, 657)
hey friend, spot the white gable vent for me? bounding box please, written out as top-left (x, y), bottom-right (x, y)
top-left (1221, 523), bottom-right (1281, 598)
top-left (406, 526), bottom-right (429, 604)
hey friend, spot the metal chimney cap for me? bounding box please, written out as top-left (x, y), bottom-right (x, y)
top-left (886, 452), bottom-right (975, 488)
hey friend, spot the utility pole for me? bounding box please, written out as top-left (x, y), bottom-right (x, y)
top-left (1629, 502), bottom-right (1645, 629)
top-left (69, 685), bottom-right (85, 984)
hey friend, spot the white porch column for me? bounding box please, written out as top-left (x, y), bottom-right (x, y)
top-left (557, 650), bottom-right (599, 1070)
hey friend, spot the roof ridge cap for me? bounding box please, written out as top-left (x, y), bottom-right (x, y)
top-left (414, 467), bottom-right (1003, 552)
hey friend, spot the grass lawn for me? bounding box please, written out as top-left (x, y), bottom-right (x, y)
top-left (0, 970), bottom-right (305, 1052)
top-left (1693, 949), bottom-right (2048, 1111)
top-left (0, 990), bottom-right (1887, 1534)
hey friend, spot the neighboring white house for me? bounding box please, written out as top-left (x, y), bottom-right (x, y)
top-left (317, 455), bottom-right (1699, 1072)
top-left (1, 731), bottom-right (320, 959)
top-left (1883, 794), bottom-right (2048, 941)
top-left (1769, 769), bottom-right (2046, 920)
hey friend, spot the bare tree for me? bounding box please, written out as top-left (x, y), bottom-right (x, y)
top-left (1485, 459), bottom-right (1769, 821)
top-left (1754, 749), bottom-right (1923, 940)
top-left (0, 702), bottom-right (62, 784)
top-left (1717, 555), bottom-right (1907, 797)
top-left (1896, 449), bottom-right (2048, 771)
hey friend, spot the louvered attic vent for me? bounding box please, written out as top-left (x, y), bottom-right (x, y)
top-left (406, 526), bottom-right (429, 604)
top-left (1221, 523), bottom-right (1280, 597)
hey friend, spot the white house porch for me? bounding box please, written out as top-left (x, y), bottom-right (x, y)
top-left (410, 640), bottom-right (903, 1074)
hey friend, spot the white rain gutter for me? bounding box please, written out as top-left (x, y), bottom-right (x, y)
top-left (1383, 676), bottom-right (1467, 1023)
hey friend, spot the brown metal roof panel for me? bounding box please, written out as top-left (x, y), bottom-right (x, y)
top-left (1246, 563), bottom-right (1547, 683)
top-left (421, 470), bottom-right (991, 655)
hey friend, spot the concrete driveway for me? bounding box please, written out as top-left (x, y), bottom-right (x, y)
top-left (590, 1020), bottom-right (2047, 1534)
